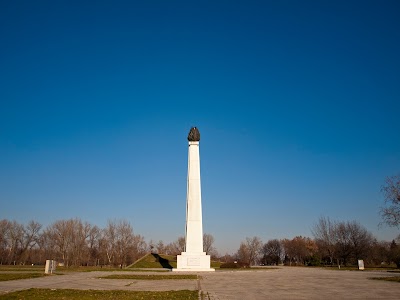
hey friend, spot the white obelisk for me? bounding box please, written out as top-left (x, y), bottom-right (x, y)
top-left (174, 127), bottom-right (214, 271)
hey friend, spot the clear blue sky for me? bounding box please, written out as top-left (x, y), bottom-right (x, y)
top-left (1, 1), bottom-right (399, 254)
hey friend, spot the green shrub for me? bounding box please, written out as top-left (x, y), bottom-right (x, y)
top-left (307, 255), bottom-right (321, 266)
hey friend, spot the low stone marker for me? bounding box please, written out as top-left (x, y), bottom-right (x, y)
top-left (358, 259), bottom-right (364, 270)
top-left (45, 260), bottom-right (57, 274)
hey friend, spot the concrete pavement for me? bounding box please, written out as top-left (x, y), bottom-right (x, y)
top-left (200, 267), bottom-right (400, 299)
top-left (0, 267), bottom-right (399, 299)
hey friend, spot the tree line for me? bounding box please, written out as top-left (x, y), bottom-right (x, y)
top-left (0, 218), bottom-right (217, 267)
top-left (1, 217), bottom-right (399, 268)
top-left (0, 218), bottom-right (148, 267)
top-left (2, 174), bottom-right (399, 267)
top-left (234, 217), bottom-right (400, 267)
top-left (230, 173), bottom-right (400, 268)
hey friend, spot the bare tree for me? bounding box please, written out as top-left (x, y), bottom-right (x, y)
top-left (334, 222), bottom-right (354, 265)
top-left (247, 236), bottom-right (262, 266)
top-left (380, 174), bottom-right (400, 227)
top-left (203, 233), bottom-right (216, 254)
top-left (177, 236), bottom-right (185, 253)
top-left (19, 221), bottom-right (42, 264)
top-left (156, 240), bottom-right (166, 254)
top-left (45, 219), bottom-right (73, 266)
top-left (36, 228), bottom-right (54, 264)
top-left (166, 236), bottom-right (185, 255)
top-left (0, 220), bottom-right (41, 264)
top-left (44, 218), bottom-right (92, 266)
top-left (87, 225), bottom-right (101, 266)
top-left (115, 220), bottom-right (134, 267)
top-left (261, 239), bottom-right (283, 265)
top-left (0, 219), bottom-right (13, 264)
top-left (334, 221), bottom-right (374, 265)
top-left (104, 220), bottom-right (133, 267)
top-left (346, 221), bottom-right (374, 263)
top-left (237, 237), bottom-right (262, 266)
top-left (283, 236), bottom-right (318, 266)
top-left (312, 217), bottom-right (337, 264)
top-left (312, 217), bottom-right (376, 266)
top-left (130, 234), bottom-right (147, 263)
top-left (103, 221), bottom-right (116, 265)
top-left (369, 240), bottom-right (390, 265)
top-left (71, 221), bottom-right (91, 266)
top-left (236, 241), bottom-right (249, 265)
top-left (7, 220), bottom-right (24, 265)
top-left (389, 239), bottom-right (400, 267)
top-left (103, 220), bottom-right (146, 267)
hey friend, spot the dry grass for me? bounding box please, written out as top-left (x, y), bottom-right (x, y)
top-left (0, 288), bottom-right (198, 299)
top-left (98, 274), bottom-right (198, 280)
top-left (0, 273), bottom-right (47, 281)
top-left (369, 276), bottom-right (400, 283)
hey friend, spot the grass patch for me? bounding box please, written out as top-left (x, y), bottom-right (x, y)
top-left (319, 265), bottom-right (400, 272)
top-left (0, 265), bottom-right (130, 273)
top-left (250, 267), bottom-right (280, 270)
top-left (55, 266), bottom-right (132, 273)
top-left (128, 253), bottom-right (177, 269)
top-left (0, 288), bottom-right (198, 300)
top-left (99, 274), bottom-right (198, 280)
top-left (370, 276), bottom-right (400, 283)
top-left (211, 261), bottom-right (222, 268)
top-left (128, 253), bottom-right (222, 269)
top-left (0, 273), bottom-right (46, 281)
top-left (119, 269), bottom-right (169, 272)
top-left (0, 265), bottom-right (43, 272)
top-left (217, 267), bottom-right (280, 271)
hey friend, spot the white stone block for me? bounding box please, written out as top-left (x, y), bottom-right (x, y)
top-left (45, 259), bottom-right (56, 274)
top-left (174, 252), bottom-right (214, 272)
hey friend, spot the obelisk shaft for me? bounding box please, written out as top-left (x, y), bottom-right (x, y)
top-left (174, 127), bottom-right (214, 271)
top-left (185, 141), bottom-right (204, 253)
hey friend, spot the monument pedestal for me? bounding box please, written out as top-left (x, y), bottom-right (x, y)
top-left (173, 252), bottom-right (215, 272)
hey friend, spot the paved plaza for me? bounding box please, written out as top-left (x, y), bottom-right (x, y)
top-left (0, 267), bottom-right (399, 299)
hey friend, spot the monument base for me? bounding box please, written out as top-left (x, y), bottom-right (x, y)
top-left (172, 252), bottom-right (215, 272)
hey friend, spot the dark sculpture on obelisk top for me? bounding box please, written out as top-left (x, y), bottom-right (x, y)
top-left (187, 127), bottom-right (200, 141)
